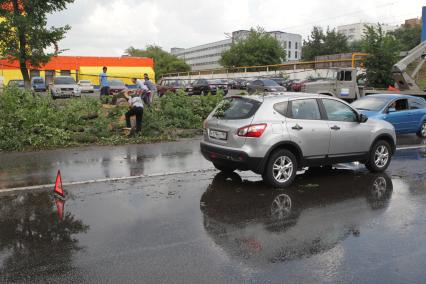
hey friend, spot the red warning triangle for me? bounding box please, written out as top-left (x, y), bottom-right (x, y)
top-left (55, 198), bottom-right (65, 221)
top-left (54, 170), bottom-right (65, 198)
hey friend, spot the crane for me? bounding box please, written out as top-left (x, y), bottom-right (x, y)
top-left (392, 41), bottom-right (426, 91)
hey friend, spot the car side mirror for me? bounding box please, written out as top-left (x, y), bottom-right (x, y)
top-left (358, 113), bottom-right (368, 123)
top-left (388, 107), bottom-right (396, 113)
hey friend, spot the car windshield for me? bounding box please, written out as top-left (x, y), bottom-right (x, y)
top-left (54, 77), bottom-right (76, 85)
top-left (262, 79), bottom-right (280, 86)
top-left (33, 79), bottom-right (44, 84)
top-left (213, 97), bottom-right (262, 120)
top-left (109, 80), bottom-right (125, 86)
top-left (351, 97), bottom-right (390, 111)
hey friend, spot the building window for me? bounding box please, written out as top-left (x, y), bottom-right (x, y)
top-left (295, 42), bottom-right (298, 49)
top-left (289, 41), bottom-right (292, 49)
top-left (288, 51), bottom-right (291, 59)
top-left (60, 70), bottom-right (71, 76)
top-left (30, 69), bottom-right (40, 78)
top-left (295, 51), bottom-right (298, 59)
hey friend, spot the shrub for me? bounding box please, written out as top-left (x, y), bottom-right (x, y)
top-left (0, 87), bottom-right (224, 151)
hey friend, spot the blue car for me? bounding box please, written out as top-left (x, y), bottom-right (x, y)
top-left (31, 76), bottom-right (46, 92)
top-left (352, 94), bottom-right (426, 138)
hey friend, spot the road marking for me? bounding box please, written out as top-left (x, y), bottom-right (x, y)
top-left (1, 144), bottom-right (425, 194)
top-left (0, 168), bottom-right (216, 194)
top-left (396, 145), bottom-right (426, 150)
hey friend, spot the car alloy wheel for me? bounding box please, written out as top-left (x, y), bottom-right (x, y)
top-left (270, 194), bottom-right (292, 220)
top-left (421, 121), bottom-right (426, 138)
top-left (272, 156), bottom-right (294, 183)
top-left (374, 145), bottom-right (389, 168)
top-left (263, 149), bottom-right (298, 188)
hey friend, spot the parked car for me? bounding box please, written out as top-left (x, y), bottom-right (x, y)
top-left (157, 79), bottom-right (189, 96)
top-left (108, 79), bottom-right (127, 95)
top-left (31, 77), bottom-right (46, 92)
top-left (229, 78), bottom-right (249, 90)
top-left (209, 79), bottom-right (229, 95)
top-left (247, 79), bottom-right (286, 94)
top-left (190, 79), bottom-right (226, 96)
top-left (7, 79), bottom-right (25, 90)
top-left (201, 93), bottom-right (396, 188)
top-left (289, 79), bottom-right (306, 92)
top-left (269, 77), bottom-right (288, 87)
top-left (50, 76), bottom-right (81, 99)
top-left (352, 94), bottom-right (426, 138)
top-left (78, 80), bottom-right (94, 93)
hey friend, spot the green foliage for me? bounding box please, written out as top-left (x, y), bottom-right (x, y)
top-left (0, 0), bottom-right (74, 86)
top-left (362, 24), bottom-right (400, 88)
top-left (0, 88), bottom-right (223, 151)
top-left (125, 45), bottom-right (190, 80)
top-left (0, 88), bottom-right (109, 151)
top-left (389, 25), bottom-right (421, 52)
top-left (302, 26), bottom-right (349, 60)
top-left (219, 27), bottom-right (286, 68)
top-left (349, 40), bottom-right (364, 52)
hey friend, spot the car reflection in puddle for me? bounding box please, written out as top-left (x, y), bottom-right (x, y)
top-left (200, 169), bottom-right (393, 265)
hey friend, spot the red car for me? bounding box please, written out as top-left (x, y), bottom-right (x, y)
top-left (290, 80), bottom-right (307, 92)
top-left (108, 79), bottom-right (127, 95)
top-left (157, 79), bottom-right (189, 96)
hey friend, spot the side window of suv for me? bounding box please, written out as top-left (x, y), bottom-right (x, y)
top-left (289, 99), bottom-right (321, 120)
top-left (322, 99), bottom-right (357, 122)
top-left (273, 101), bottom-right (288, 116)
top-left (409, 98), bottom-right (426, 109)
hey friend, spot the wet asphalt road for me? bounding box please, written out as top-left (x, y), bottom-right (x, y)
top-left (0, 137), bottom-right (425, 283)
top-left (0, 135), bottom-right (424, 189)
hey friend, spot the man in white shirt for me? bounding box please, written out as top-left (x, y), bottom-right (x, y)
top-left (125, 94), bottom-right (144, 133)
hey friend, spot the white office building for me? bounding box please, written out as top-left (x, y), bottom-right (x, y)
top-left (337, 23), bottom-right (399, 42)
top-left (171, 30), bottom-right (302, 71)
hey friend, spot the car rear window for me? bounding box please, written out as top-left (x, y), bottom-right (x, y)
top-left (214, 97), bottom-right (261, 120)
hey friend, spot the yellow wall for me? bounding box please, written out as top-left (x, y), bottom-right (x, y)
top-left (79, 66), bottom-right (155, 85)
top-left (0, 66), bottom-right (155, 85)
top-left (0, 69), bottom-right (24, 84)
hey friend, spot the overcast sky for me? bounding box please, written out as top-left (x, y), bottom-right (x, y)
top-left (47, 0), bottom-right (425, 56)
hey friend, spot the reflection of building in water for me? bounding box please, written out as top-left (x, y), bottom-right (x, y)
top-left (200, 171), bottom-right (393, 264)
top-left (0, 191), bottom-right (89, 281)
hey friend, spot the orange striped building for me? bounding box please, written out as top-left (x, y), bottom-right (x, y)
top-left (0, 56), bottom-right (155, 85)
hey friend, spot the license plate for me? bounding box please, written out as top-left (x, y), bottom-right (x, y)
top-left (209, 129), bottom-right (227, 140)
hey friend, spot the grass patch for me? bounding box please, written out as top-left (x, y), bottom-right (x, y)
top-left (0, 88), bottom-right (223, 152)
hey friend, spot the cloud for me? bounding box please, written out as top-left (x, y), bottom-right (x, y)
top-left (47, 0), bottom-right (425, 56)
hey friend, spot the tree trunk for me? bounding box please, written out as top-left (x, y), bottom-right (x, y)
top-left (12, 0), bottom-right (30, 89)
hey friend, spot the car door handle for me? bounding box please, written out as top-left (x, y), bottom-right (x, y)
top-left (331, 125), bottom-right (341, 131)
top-left (292, 124), bottom-right (303, 130)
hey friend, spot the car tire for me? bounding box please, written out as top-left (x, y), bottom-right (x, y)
top-left (365, 140), bottom-right (392, 173)
top-left (213, 162), bottom-right (235, 173)
top-left (416, 121), bottom-right (426, 138)
top-left (263, 149), bottom-right (297, 188)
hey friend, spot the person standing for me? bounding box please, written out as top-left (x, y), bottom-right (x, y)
top-left (124, 93), bottom-right (144, 133)
top-left (99, 66), bottom-right (110, 99)
top-left (143, 73), bottom-right (157, 100)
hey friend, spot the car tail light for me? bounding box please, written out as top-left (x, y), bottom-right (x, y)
top-left (237, 124), bottom-right (267, 138)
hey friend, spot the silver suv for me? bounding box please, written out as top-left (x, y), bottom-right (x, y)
top-left (201, 93), bottom-right (396, 188)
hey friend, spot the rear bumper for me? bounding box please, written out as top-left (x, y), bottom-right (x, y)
top-left (200, 141), bottom-right (263, 173)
